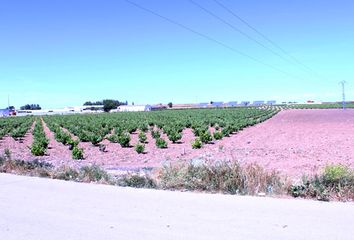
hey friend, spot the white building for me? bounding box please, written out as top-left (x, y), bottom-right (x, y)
top-left (116, 105), bottom-right (152, 112)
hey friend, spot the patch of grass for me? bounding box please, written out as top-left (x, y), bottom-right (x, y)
top-left (53, 166), bottom-right (79, 181)
top-left (79, 165), bottom-right (111, 183)
top-left (289, 164), bottom-right (354, 201)
top-left (117, 174), bottom-right (157, 188)
top-left (0, 159), bottom-right (53, 177)
top-left (159, 161), bottom-right (283, 195)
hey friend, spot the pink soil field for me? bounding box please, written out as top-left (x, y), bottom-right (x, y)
top-left (1, 109), bottom-right (353, 178)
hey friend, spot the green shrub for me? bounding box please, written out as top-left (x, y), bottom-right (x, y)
top-left (55, 130), bottom-right (71, 145)
top-left (67, 139), bottom-right (79, 150)
top-left (151, 130), bottom-right (161, 139)
top-left (213, 131), bottom-right (223, 140)
top-left (135, 143), bottom-right (145, 154)
top-left (322, 164), bottom-right (353, 185)
top-left (72, 147), bottom-right (84, 160)
top-left (89, 133), bottom-right (102, 146)
top-left (191, 138), bottom-right (202, 149)
top-left (289, 164), bottom-right (354, 201)
top-left (31, 142), bottom-right (46, 156)
top-left (0, 129), bottom-right (5, 139)
top-left (167, 131), bottom-right (182, 143)
top-left (138, 132), bottom-right (147, 143)
top-left (156, 138), bottom-right (168, 149)
top-left (200, 131), bottom-right (213, 144)
top-left (118, 132), bottom-right (131, 147)
top-left (107, 134), bottom-right (119, 143)
top-left (139, 124), bottom-right (148, 132)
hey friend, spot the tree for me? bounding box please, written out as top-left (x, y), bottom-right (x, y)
top-left (83, 99), bottom-right (126, 112)
top-left (20, 104), bottom-right (41, 110)
top-left (83, 101), bottom-right (103, 106)
top-left (168, 102), bottom-right (173, 108)
top-left (102, 99), bottom-right (123, 112)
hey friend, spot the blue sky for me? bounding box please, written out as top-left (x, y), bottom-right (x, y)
top-left (0, 0), bottom-right (353, 108)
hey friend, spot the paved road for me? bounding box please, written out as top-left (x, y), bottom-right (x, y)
top-left (0, 173), bottom-right (353, 240)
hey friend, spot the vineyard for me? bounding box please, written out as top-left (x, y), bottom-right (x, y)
top-left (0, 107), bottom-right (278, 163)
top-left (288, 103), bottom-right (354, 109)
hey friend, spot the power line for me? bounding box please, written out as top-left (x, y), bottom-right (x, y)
top-left (124, 0), bottom-right (304, 80)
top-left (188, 0), bottom-right (300, 68)
top-left (212, 0), bottom-right (324, 79)
top-left (339, 80), bottom-right (346, 110)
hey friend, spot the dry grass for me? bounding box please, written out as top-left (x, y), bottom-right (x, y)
top-left (159, 161), bottom-right (285, 195)
top-left (1, 150), bottom-right (353, 201)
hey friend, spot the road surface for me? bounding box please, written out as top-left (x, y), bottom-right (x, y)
top-left (0, 173), bottom-right (353, 240)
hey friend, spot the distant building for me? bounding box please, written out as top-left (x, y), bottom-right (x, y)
top-left (116, 105), bottom-right (152, 112)
top-left (266, 100), bottom-right (276, 105)
top-left (240, 101), bottom-right (250, 106)
top-left (198, 103), bottom-right (209, 108)
top-left (211, 102), bottom-right (224, 108)
top-left (226, 101), bottom-right (238, 107)
top-left (252, 101), bottom-right (265, 106)
top-left (0, 109), bottom-right (10, 117)
top-left (0, 107), bottom-right (16, 117)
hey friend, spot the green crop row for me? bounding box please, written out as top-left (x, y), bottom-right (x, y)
top-left (45, 121), bottom-right (84, 159)
top-left (0, 116), bottom-right (34, 140)
top-left (31, 119), bottom-right (49, 156)
top-left (41, 107), bottom-right (279, 149)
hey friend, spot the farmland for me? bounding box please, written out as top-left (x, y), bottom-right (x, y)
top-left (0, 107), bottom-right (353, 178)
top-left (0, 107), bottom-right (278, 165)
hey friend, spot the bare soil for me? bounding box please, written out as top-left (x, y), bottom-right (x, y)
top-left (1, 109), bottom-right (353, 178)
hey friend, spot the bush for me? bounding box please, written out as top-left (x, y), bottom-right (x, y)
top-left (322, 164), bottom-right (353, 185)
top-left (151, 130), bottom-right (161, 139)
top-left (289, 164), bottom-right (354, 201)
top-left (117, 174), bottom-right (157, 188)
top-left (55, 130), bottom-right (71, 145)
top-left (31, 142), bottom-right (46, 156)
top-left (213, 131), bottom-right (223, 140)
top-left (107, 134), bottom-right (119, 143)
top-left (167, 131), bottom-right (182, 143)
top-left (89, 133), bottom-right (103, 146)
top-left (67, 139), bottom-right (79, 150)
top-left (72, 147), bottom-right (84, 160)
top-left (53, 166), bottom-right (79, 181)
top-left (79, 165), bottom-right (111, 183)
top-left (135, 143), bottom-right (145, 154)
top-left (0, 159), bottom-right (53, 176)
top-left (155, 138), bottom-right (168, 149)
top-left (138, 132), bottom-right (147, 143)
top-left (159, 161), bottom-right (283, 195)
top-left (118, 132), bottom-right (131, 147)
top-left (192, 138), bottom-right (202, 149)
top-left (200, 131), bottom-right (213, 144)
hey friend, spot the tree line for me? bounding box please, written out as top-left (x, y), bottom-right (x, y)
top-left (83, 99), bottom-right (127, 112)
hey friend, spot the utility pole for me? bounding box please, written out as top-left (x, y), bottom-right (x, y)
top-left (339, 81), bottom-right (346, 110)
